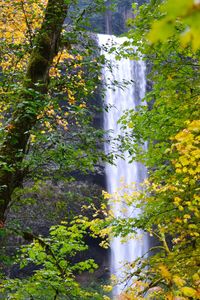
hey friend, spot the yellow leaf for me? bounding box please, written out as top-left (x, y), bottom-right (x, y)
top-left (147, 18), bottom-right (175, 43)
top-left (158, 264), bottom-right (171, 281)
top-left (182, 167), bottom-right (188, 173)
top-left (188, 120), bottom-right (200, 132)
top-left (179, 156), bottom-right (189, 166)
top-left (181, 286), bottom-right (197, 297)
top-left (161, 0), bottom-right (194, 18)
top-left (192, 273), bottom-right (200, 282)
top-left (173, 275), bottom-right (185, 287)
top-left (102, 285), bottom-right (113, 292)
top-left (178, 205), bottom-right (184, 211)
top-left (176, 168), bottom-right (182, 174)
top-left (166, 293), bottom-right (173, 300)
top-left (103, 296), bottom-right (111, 300)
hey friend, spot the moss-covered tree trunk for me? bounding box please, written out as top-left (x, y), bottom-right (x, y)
top-left (0, 0), bottom-right (68, 225)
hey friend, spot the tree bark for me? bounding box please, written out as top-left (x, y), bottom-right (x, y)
top-left (0, 0), bottom-right (68, 225)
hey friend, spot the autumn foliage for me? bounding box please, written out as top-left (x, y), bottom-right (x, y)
top-left (0, 0), bottom-right (200, 299)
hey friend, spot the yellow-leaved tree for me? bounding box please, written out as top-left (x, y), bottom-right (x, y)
top-left (0, 0), bottom-right (108, 226)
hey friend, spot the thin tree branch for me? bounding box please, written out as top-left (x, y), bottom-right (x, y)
top-left (20, 0), bottom-right (34, 47)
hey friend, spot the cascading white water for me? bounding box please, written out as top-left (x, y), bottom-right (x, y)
top-left (98, 34), bottom-right (148, 297)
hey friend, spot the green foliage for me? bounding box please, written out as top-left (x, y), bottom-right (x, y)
top-left (147, 0), bottom-right (200, 50)
top-left (0, 0), bottom-right (111, 297)
top-left (2, 0), bottom-right (199, 299)
top-left (0, 218), bottom-right (106, 299)
top-left (0, 0), bottom-right (112, 224)
top-left (93, 1), bottom-right (200, 299)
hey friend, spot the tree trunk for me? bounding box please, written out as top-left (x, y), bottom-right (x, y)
top-left (0, 0), bottom-right (68, 225)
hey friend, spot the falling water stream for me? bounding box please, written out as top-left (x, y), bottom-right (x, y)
top-left (98, 34), bottom-right (148, 297)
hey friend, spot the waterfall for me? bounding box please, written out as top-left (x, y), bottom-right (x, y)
top-left (98, 34), bottom-right (148, 297)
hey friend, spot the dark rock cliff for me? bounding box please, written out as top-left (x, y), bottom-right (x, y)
top-left (89, 0), bottom-right (149, 35)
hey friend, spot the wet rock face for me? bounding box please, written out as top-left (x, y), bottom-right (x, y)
top-left (89, 0), bottom-right (149, 35)
top-left (7, 180), bottom-right (104, 236)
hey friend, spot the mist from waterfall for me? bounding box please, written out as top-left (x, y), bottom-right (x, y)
top-left (98, 34), bottom-right (148, 297)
